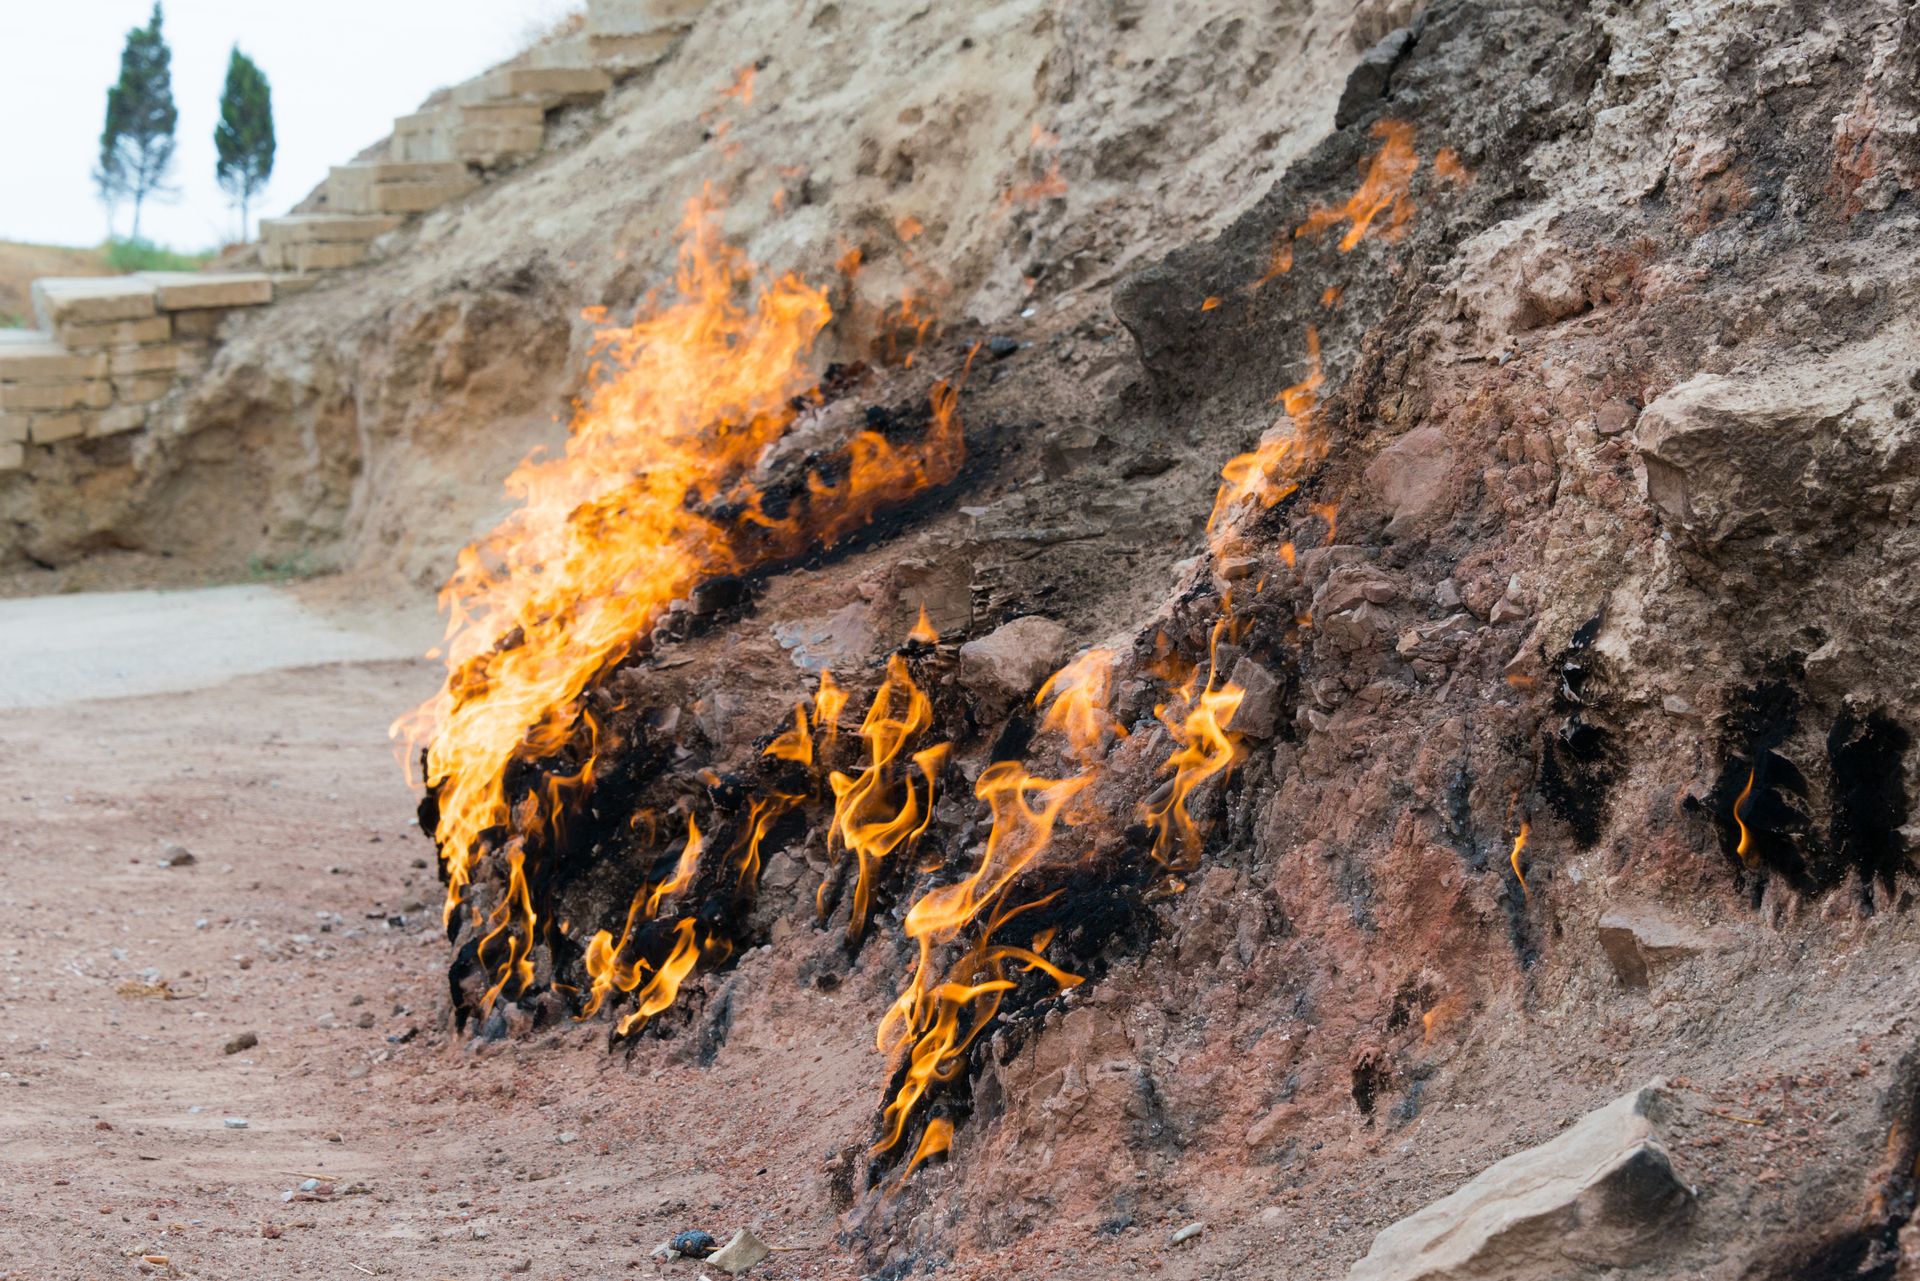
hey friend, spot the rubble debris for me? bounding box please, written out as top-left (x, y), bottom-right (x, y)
top-left (158, 843), bottom-right (196, 868)
top-left (221, 1031), bottom-right (258, 1055)
top-left (669, 1229), bottom-right (718, 1258)
top-left (1170, 1222), bottom-right (1206, 1246)
top-left (1346, 1083), bottom-right (1691, 1280)
top-left (707, 1228), bottom-right (773, 1274)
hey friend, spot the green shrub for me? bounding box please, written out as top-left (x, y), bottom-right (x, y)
top-left (104, 237), bottom-right (210, 273)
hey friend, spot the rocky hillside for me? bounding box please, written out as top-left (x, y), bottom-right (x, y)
top-left (25, 0), bottom-right (1920, 1277)
top-left (4, 0), bottom-right (1386, 584)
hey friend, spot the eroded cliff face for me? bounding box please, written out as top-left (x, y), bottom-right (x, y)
top-left (893, 1), bottom-right (1920, 1275)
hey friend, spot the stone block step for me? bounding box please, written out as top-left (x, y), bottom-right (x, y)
top-left (393, 104), bottom-right (546, 165)
top-left (452, 66), bottom-right (611, 107)
top-left (331, 180), bottom-right (479, 215)
top-left (135, 271), bottom-right (273, 311)
top-left (589, 0), bottom-right (706, 38)
top-left (334, 159), bottom-right (473, 185)
top-left (26, 410), bottom-right (93, 443)
top-left (31, 276), bottom-right (159, 329)
top-left (0, 378), bottom-right (112, 413)
top-left (108, 343), bottom-right (193, 376)
top-left (327, 162), bottom-right (478, 215)
top-left (259, 214), bottom-right (405, 246)
top-left (261, 240), bottom-right (376, 274)
top-left (0, 334), bottom-right (109, 382)
top-left (55, 315), bottom-right (172, 351)
top-left (530, 29), bottom-right (679, 71)
top-left (94, 404), bottom-right (149, 437)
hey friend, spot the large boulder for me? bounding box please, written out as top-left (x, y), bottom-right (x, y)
top-left (1633, 328), bottom-right (1920, 555)
top-left (1347, 1082), bottom-right (1692, 1281)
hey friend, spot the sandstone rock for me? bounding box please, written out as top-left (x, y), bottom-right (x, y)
top-left (0, 334), bottom-right (108, 381)
top-left (1596, 905), bottom-right (1716, 988)
top-left (0, 380), bottom-right (111, 413)
top-left (1364, 425), bottom-right (1454, 538)
top-left (1347, 1082), bottom-right (1692, 1281)
top-left (1227, 656), bottom-right (1280, 739)
top-left (28, 412), bottom-right (91, 444)
top-left (93, 404), bottom-right (148, 437)
top-left (1594, 401), bottom-right (1636, 436)
top-left (136, 271), bottom-right (273, 311)
top-left (706, 1227), bottom-right (772, 1274)
top-left (1634, 335), bottom-right (1919, 550)
top-left (56, 316), bottom-right (172, 351)
top-left (1489, 594), bottom-right (1529, 624)
top-left (31, 276), bottom-right (158, 328)
top-left (1317, 564), bottom-right (1399, 617)
top-left (958, 616), bottom-right (1072, 707)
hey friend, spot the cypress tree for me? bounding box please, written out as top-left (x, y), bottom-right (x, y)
top-left (215, 47), bottom-right (276, 242)
top-left (96, 2), bottom-right (178, 241)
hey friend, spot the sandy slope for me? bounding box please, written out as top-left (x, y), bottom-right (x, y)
top-left (0, 240), bottom-right (111, 328)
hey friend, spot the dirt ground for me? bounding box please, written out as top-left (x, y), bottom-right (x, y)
top-left (9, 655), bottom-right (1920, 1281)
top-left (0, 641), bottom-right (897, 1281)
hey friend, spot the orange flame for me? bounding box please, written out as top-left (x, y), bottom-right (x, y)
top-left (1509, 820), bottom-right (1531, 896)
top-left (814, 670), bottom-right (848, 748)
top-left (644, 814), bottom-right (704, 917)
top-left (719, 64), bottom-right (756, 106)
top-left (764, 702), bottom-right (815, 768)
top-left (1733, 768), bottom-right (1757, 866)
top-left (736, 792), bottom-right (803, 888)
top-left (826, 654), bottom-right (947, 941)
top-left (1296, 118), bottom-right (1420, 252)
top-left (397, 200), bottom-right (973, 962)
top-left (876, 885), bottom-right (1083, 1154)
top-left (476, 841), bottom-right (537, 1014)
top-left (908, 604), bottom-right (940, 645)
top-left (1142, 618), bottom-right (1246, 870)
top-left (1035, 648), bottom-right (1126, 766)
top-left (1309, 500), bottom-right (1340, 545)
top-left (900, 1117), bottom-right (953, 1181)
top-left (1208, 328), bottom-right (1325, 547)
top-left (617, 917), bottom-right (703, 1037)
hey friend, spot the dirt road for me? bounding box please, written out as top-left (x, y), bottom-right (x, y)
top-left (0, 590), bottom-right (872, 1280)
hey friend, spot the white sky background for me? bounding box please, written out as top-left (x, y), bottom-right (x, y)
top-left (1, 1), bottom-right (581, 249)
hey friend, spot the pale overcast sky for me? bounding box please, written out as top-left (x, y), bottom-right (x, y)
top-left (2, 1), bottom-right (579, 249)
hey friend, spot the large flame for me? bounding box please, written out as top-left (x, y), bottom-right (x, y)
top-left (826, 653), bottom-right (948, 942)
top-left (399, 199), bottom-right (972, 973)
top-left (1142, 616), bottom-right (1246, 869)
